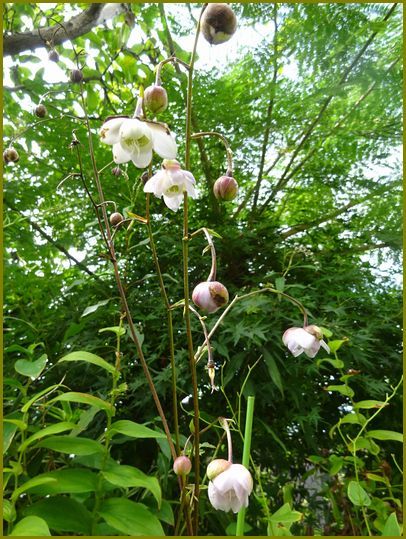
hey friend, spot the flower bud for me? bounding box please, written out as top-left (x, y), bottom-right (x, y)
top-left (35, 104), bottom-right (47, 118)
top-left (144, 84), bottom-right (168, 114)
top-left (173, 455), bottom-right (192, 476)
top-left (48, 50), bottom-right (59, 62)
top-left (70, 69), bottom-right (83, 84)
top-left (3, 147), bottom-right (20, 164)
top-left (109, 212), bottom-right (124, 226)
top-left (112, 166), bottom-right (122, 177)
top-left (201, 3), bottom-right (237, 45)
top-left (192, 281), bottom-right (229, 313)
top-left (207, 459), bottom-right (231, 480)
top-left (213, 175), bottom-right (238, 201)
top-left (304, 325), bottom-right (323, 340)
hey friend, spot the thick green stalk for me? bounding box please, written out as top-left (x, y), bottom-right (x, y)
top-left (236, 396), bottom-right (255, 537)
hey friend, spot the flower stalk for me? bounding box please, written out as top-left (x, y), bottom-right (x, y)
top-left (191, 131), bottom-right (233, 174)
top-left (236, 396), bottom-right (255, 536)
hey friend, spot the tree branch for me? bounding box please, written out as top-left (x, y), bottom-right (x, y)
top-left (4, 4), bottom-right (105, 56)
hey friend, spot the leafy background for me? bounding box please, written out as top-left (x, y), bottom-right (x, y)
top-left (3, 2), bottom-right (403, 536)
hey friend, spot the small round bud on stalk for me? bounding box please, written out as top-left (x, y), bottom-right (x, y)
top-left (3, 147), bottom-right (20, 164)
top-left (112, 166), bottom-right (122, 177)
top-left (207, 459), bottom-right (231, 480)
top-left (109, 212), bottom-right (124, 227)
top-left (35, 104), bottom-right (47, 118)
top-left (141, 171), bottom-right (150, 185)
top-left (201, 3), bottom-right (237, 45)
top-left (213, 175), bottom-right (238, 201)
top-left (48, 49), bottom-right (59, 62)
top-left (70, 69), bottom-right (84, 84)
top-left (144, 84), bottom-right (168, 114)
top-left (192, 281), bottom-right (229, 314)
top-left (173, 455), bottom-right (192, 476)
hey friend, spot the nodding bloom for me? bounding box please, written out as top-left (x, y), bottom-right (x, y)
top-left (143, 159), bottom-right (197, 211)
top-left (99, 117), bottom-right (177, 169)
top-left (208, 462), bottom-right (253, 513)
top-left (192, 281), bottom-right (229, 313)
top-left (282, 325), bottom-right (330, 358)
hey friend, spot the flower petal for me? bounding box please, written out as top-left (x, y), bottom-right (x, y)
top-left (283, 327), bottom-right (317, 350)
top-left (119, 119), bottom-right (152, 154)
top-left (163, 194), bottom-right (183, 212)
top-left (112, 143), bottom-right (132, 164)
top-left (304, 340), bottom-right (321, 358)
top-left (320, 340), bottom-right (330, 353)
top-left (149, 123), bottom-right (177, 159)
top-left (143, 175), bottom-right (161, 195)
top-left (131, 147), bottom-right (153, 169)
top-left (99, 118), bottom-right (125, 145)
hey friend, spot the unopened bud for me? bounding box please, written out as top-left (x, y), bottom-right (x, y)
top-left (207, 459), bottom-right (231, 480)
top-left (70, 69), bottom-right (83, 84)
top-left (112, 166), bottom-right (122, 177)
top-left (192, 281), bottom-right (229, 314)
top-left (35, 104), bottom-right (47, 118)
top-left (213, 175), bottom-right (238, 201)
top-left (201, 3), bottom-right (237, 46)
top-left (144, 84), bottom-right (168, 114)
top-left (109, 212), bottom-right (124, 227)
top-left (173, 455), bottom-right (192, 476)
top-left (48, 50), bottom-right (59, 62)
top-left (304, 325), bottom-right (323, 340)
top-left (3, 147), bottom-right (20, 164)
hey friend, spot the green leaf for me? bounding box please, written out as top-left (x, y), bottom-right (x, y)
top-left (149, 499), bottom-right (174, 526)
top-left (316, 357), bottom-right (344, 369)
top-left (353, 400), bottom-right (388, 410)
top-left (3, 419), bottom-right (27, 431)
top-left (19, 422), bottom-right (76, 452)
top-left (3, 499), bottom-right (16, 523)
top-left (98, 498), bottom-right (165, 536)
top-left (325, 384), bottom-right (354, 398)
top-left (58, 351), bottom-right (115, 374)
top-left (12, 477), bottom-right (57, 502)
top-left (275, 276), bottom-right (285, 292)
top-left (319, 326), bottom-right (333, 338)
top-left (3, 421), bottom-right (18, 454)
top-left (366, 430), bottom-right (403, 443)
top-left (99, 326), bottom-right (126, 336)
top-left (263, 350), bottom-right (284, 397)
top-left (109, 420), bottom-right (167, 439)
top-left (102, 463), bottom-right (161, 507)
top-left (381, 512), bottom-right (401, 536)
top-left (269, 502), bottom-right (303, 524)
top-left (49, 392), bottom-right (115, 414)
top-left (21, 383), bottom-right (65, 413)
top-left (10, 516), bottom-right (51, 536)
top-left (327, 339), bottom-right (348, 353)
top-left (37, 435), bottom-right (105, 455)
top-left (14, 354), bottom-right (47, 379)
top-left (226, 521), bottom-right (253, 535)
top-left (81, 299), bottom-right (110, 317)
top-left (24, 496), bottom-right (92, 534)
top-left (340, 412), bottom-right (366, 426)
top-left (365, 473), bottom-right (388, 484)
top-left (328, 455), bottom-right (344, 475)
top-left (26, 468), bottom-right (99, 495)
top-left (347, 481), bottom-right (371, 507)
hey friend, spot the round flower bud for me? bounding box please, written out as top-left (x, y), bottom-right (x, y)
top-left (213, 175), bottom-right (238, 201)
top-left (70, 69), bottom-right (84, 84)
top-left (112, 166), bottom-right (122, 177)
top-left (144, 85), bottom-right (168, 114)
top-left (201, 3), bottom-right (237, 45)
top-left (3, 147), bottom-right (20, 164)
top-left (173, 456), bottom-right (192, 476)
top-left (109, 212), bottom-right (124, 227)
top-left (48, 50), bottom-right (59, 62)
top-left (192, 281), bottom-right (229, 314)
top-left (207, 459), bottom-right (231, 480)
top-left (35, 104), bottom-right (47, 118)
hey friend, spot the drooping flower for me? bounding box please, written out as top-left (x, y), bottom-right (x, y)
top-left (99, 117), bottom-right (177, 170)
top-left (201, 4), bottom-right (238, 45)
top-left (282, 325), bottom-right (330, 358)
top-left (143, 159), bottom-right (197, 211)
top-left (208, 463), bottom-right (253, 513)
top-left (192, 281), bottom-right (229, 313)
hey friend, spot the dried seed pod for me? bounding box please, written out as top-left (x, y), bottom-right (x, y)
top-left (201, 3), bottom-right (237, 45)
top-left (3, 147), bottom-right (20, 164)
top-left (144, 84), bottom-right (168, 114)
top-left (35, 104), bottom-right (47, 118)
top-left (109, 212), bottom-right (124, 226)
top-left (70, 69), bottom-right (84, 84)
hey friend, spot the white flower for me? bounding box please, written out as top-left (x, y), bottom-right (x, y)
top-left (282, 325), bottom-right (330, 358)
top-left (208, 463), bottom-right (253, 513)
top-left (144, 159), bottom-right (197, 211)
top-left (99, 117), bottom-right (177, 169)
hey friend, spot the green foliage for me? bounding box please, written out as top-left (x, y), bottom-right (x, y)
top-left (3, 2), bottom-right (402, 537)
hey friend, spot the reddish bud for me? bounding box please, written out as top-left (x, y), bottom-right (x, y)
top-left (109, 212), bottom-right (124, 226)
top-left (192, 281), bottom-right (229, 314)
top-left (112, 166), bottom-right (122, 177)
top-left (201, 4), bottom-right (237, 45)
top-left (3, 147), bottom-right (20, 164)
top-left (70, 69), bottom-right (83, 84)
top-left (213, 175), bottom-right (238, 201)
top-left (144, 84), bottom-right (168, 114)
top-left (35, 104), bottom-right (47, 118)
top-left (173, 455), bottom-right (192, 476)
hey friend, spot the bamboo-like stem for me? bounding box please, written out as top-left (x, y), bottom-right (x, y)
top-left (236, 396), bottom-right (255, 536)
top-left (191, 131), bottom-right (233, 174)
top-left (78, 86), bottom-right (177, 465)
top-left (183, 6), bottom-right (207, 534)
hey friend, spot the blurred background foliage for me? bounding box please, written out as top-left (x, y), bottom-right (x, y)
top-left (3, 2), bottom-right (402, 536)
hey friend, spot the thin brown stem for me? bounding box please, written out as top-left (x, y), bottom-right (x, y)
top-left (191, 131), bottom-right (233, 174)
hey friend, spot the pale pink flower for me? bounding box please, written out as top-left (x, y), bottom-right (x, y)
top-left (282, 325), bottom-right (330, 358)
top-left (208, 463), bottom-right (253, 513)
